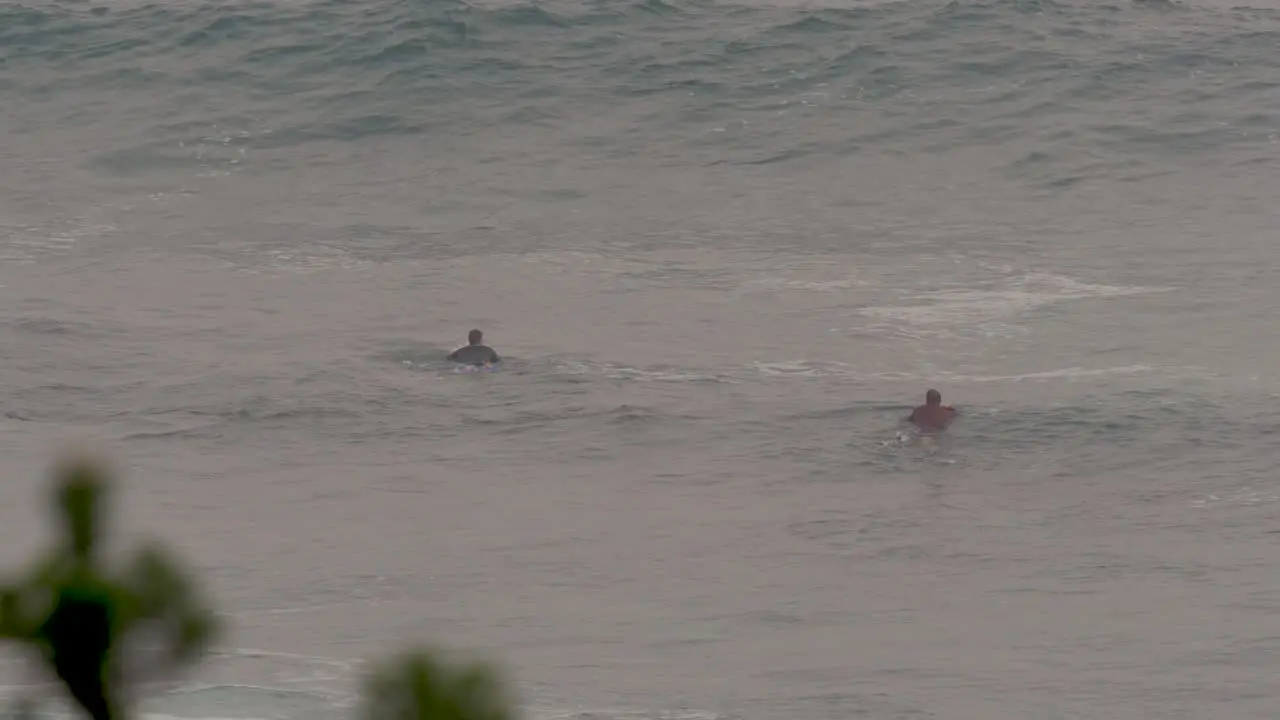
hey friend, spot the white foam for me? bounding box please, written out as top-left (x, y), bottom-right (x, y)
top-left (142, 715), bottom-right (267, 720)
top-left (743, 360), bottom-right (1192, 385)
top-left (858, 273), bottom-right (1174, 338)
top-left (554, 361), bottom-right (737, 384)
top-left (751, 360), bottom-right (828, 377)
top-left (211, 648), bottom-right (360, 670)
top-left (0, 219), bottom-right (116, 264)
top-left (1190, 487), bottom-right (1280, 508)
top-left (936, 364), bottom-right (1161, 383)
top-left (529, 707), bottom-right (726, 720)
top-left (745, 276), bottom-right (861, 292)
top-left (224, 603), bottom-right (344, 617)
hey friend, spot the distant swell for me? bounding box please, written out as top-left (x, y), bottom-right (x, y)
top-left (1, 0), bottom-right (1275, 181)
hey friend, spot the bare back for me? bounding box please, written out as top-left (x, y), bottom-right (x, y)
top-left (908, 404), bottom-right (956, 431)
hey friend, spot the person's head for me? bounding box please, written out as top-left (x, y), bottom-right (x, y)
top-left (925, 389), bottom-right (942, 406)
top-left (468, 329), bottom-right (483, 345)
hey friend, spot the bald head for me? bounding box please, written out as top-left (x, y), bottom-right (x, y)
top-left (468, 329), bottom-right (483, 345)
top-left (926, 389), bottom-right (942, 406)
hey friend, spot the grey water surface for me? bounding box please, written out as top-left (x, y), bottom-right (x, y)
top-left (3, 0), bottom-right (1280, 718)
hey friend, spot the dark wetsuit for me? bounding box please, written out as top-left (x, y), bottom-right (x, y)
top-left (448, 344), bottom-right (500, 366)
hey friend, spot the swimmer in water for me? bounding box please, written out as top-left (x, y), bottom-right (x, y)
top-left (907, 389), bottom-right (957, 432)
top-left (448, 329), bottom-right (501, 366)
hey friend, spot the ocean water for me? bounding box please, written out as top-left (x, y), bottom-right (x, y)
top-left (2, 0), bottom-right (1280, 717)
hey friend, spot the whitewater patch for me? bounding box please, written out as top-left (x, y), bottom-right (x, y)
top-left (0, 218), bottom-right (116, 265)
top-left (744, 275), bottom-right (861, 292)
top-left (747, 360), bottom-right (1184, 385)
top-left (549, 359), bottom-right (1185, 386)
top-left (1190, 486), bottom-right (1280, 508)
top-left (553, 361), bottom-right (739, 384)
top-left (933, 364), bottom-right (1163, 383)
top-left (857, 272), bottom-right (1174, 339)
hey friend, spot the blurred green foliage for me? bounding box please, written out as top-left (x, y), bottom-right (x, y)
top-left (361, 650), bottom-right (513, 720)
top-left (1, 456), bottom-right (218, 719)
top-left (1, 455), bottom-right (516, 720)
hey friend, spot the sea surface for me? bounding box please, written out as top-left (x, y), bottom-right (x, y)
top-left (2, 0), bottom-right (1280, 718)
